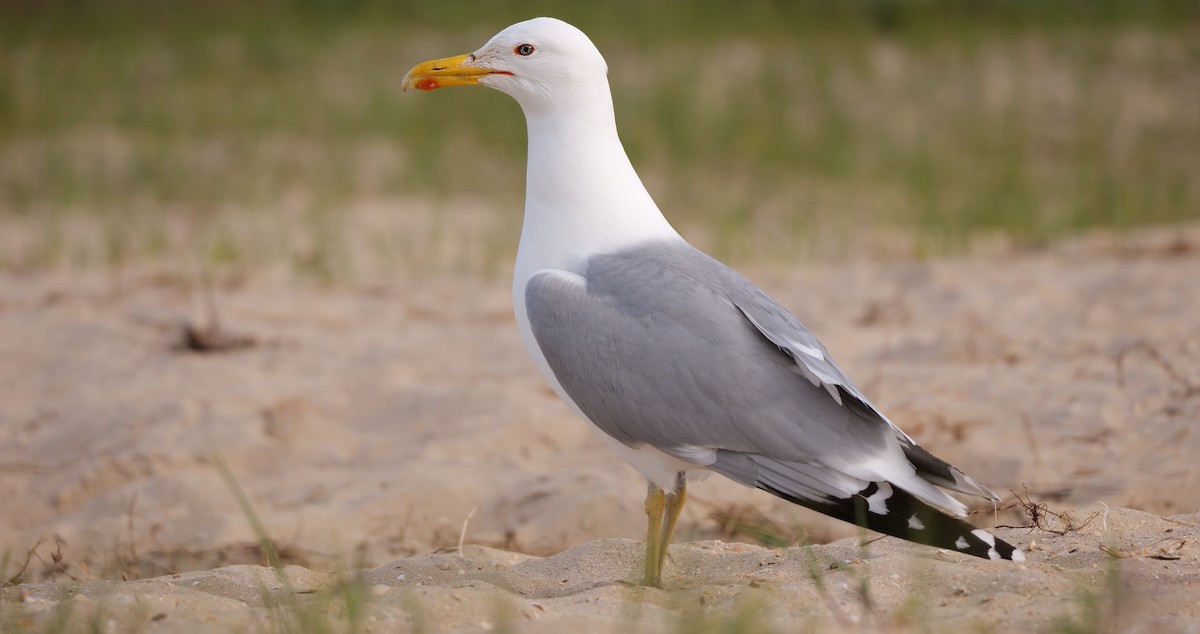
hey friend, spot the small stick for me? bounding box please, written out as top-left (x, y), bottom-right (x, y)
top-left (3, 536), bottom-right (47, 586)
top-left (127, 491), bottom-right (139, 572)
top-left (458, 507), bottom-right (477, 558)
top-left (1116, 341), bottom-right (1199, 397)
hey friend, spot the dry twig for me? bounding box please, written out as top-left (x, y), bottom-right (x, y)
top-left (3, 535), bottom-right (47, 587)
top-left (1115, 340), bottom-right (1200, 398)
top-left (993, 487), bottom-right (1101, 535)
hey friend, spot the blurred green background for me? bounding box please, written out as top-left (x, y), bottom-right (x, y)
top-left (2, 0), bottom-right (1198, 278)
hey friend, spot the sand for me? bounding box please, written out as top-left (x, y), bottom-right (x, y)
top-left (2, 223), bottom-right (1198, 631)
top-left (6, 508), bottom-right (1199, 632)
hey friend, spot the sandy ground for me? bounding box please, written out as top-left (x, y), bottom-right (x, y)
top-left (2, 224), bottom-right (1199, 631)
top-left (5, 508), bottom-right (1199, 632)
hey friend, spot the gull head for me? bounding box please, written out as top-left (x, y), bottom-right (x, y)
top-left (403, 17), bottom-right (610, 113)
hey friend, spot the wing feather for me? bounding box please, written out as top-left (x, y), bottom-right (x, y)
top-left (524, 240), bottom-right (997, 509)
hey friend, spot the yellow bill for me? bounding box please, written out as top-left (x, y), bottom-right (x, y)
top-left (402, 54), bottom-right (512, 92)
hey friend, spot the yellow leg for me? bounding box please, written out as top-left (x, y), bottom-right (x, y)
top-left (656, 473), bottom-right (687, 581)
top-left (643, 483), bottom-right (666, 588)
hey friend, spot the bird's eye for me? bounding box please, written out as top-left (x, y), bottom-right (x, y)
top-left (514, 43), bottom-right (535, 57)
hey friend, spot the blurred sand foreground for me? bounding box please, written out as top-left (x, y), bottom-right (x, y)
top-left (2, 224), bottom-right (1198, 631)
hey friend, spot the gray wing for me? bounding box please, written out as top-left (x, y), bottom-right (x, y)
top-left (524, 240), bottom-right (1021, 559)
top-left (525, 241), bottom-right (995, 502)
top-left (525, 245), bottom-right (893, 470)
top-left (726, 262), bottom-right (998, 501)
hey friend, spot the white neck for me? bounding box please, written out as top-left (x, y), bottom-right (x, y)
top-left (512, 83), bottom-right (680, 287)
top-left (505, 73), bottom-right (683, 425)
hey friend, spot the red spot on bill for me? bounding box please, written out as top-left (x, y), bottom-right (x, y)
top-left (417, 78), bottom-right (440, 91)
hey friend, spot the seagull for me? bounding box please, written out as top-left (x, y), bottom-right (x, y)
top-left (403, 17), bottom-right (1023, 587)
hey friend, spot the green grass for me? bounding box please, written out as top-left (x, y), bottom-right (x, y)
top-left (2, 1), bottom-right (1198, 277)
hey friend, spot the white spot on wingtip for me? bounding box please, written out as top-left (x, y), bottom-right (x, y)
top-left (971, 529), bottom-right (996, 547)
top-left (864, 482), bottom-right (893, 515)
top-left (907, 515), bottom-right (925, 530)
top-left (954, 537), bottom-right (969, 550)
top-left (1011, 549), bottom-right (1026, 562)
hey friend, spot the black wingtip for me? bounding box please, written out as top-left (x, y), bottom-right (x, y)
top-left (759, 481), bottom-right (1025, 562)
